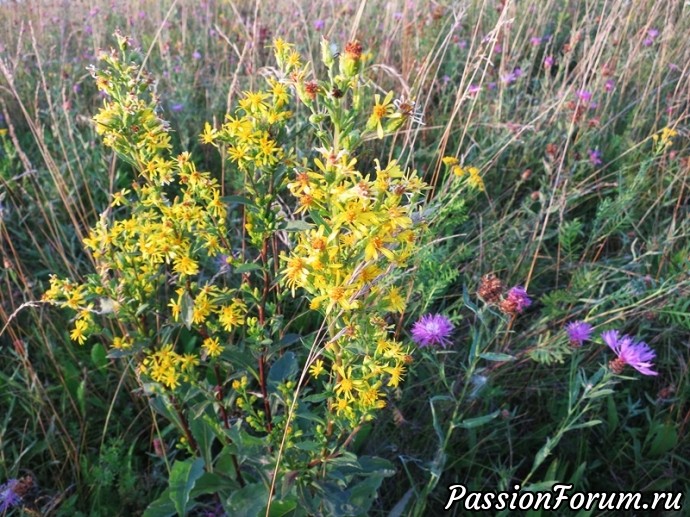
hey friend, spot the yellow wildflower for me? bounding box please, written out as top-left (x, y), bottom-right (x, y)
top-left (70, 319), bottom-right (89, 345)
top-left (202, 337), bottom-right (223, 358)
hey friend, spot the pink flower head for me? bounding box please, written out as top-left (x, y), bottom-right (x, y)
top-left (565, 321), bottom-right (592, 346)
top-left (602, 330), bottom-right (658, 376)
top-left (576, 89), bottom-right (592, 103)
top-left (411, 314), bottom-right (454, 348)
top-left (544, 55), bottom-right (554, 68)
top-left (530, 36), bottom-right (542, 46)
top-left (588, 149), bottom-right (603, 166)
top-left (468, 84), bottom-right (481, 95)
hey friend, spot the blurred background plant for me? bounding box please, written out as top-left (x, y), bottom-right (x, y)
top-left (1, 0), bottom-right (688, 515)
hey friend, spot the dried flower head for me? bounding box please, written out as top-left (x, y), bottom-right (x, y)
top-left (477, 273), bottom-right (504, 304)
top-left (602, 330), bottom-right (658, 376)
top-left (411, 314), bottom-right (454, 348)
top-left (344, 40), bottom-right (363, 60)
top-left (565, 321), bottom-right (592, 347)
top-left (499, 286), bottom-right (532, 315)
top-left (304, 80), bottom-right (319, 100)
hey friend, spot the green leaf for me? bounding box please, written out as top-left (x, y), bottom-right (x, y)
top-left (222, 195), bottom-right (257, 208)
top-left (268, 351), bottom-right (298, 390)
top-left (168, 457), bottom-right (205, 516)
top-left (429, 395), bottom-right (453, 443)
top-left (478, 352), bottom-right (516, 362)
top-left (455, 410), bottom-right (500, 429)
top-left (143, 488), bottom-right (175, 517)
top-left (308, 210), bottom-right (332, 235)
top-left (91, 342), bottom-right (108, 369)
top-left (190, 415), bottom-right (216, 468)
top-left (180, 292), bottom-right (194, 330)
top-left (77, 379), bottom-right (87, 416)
top-left (267, 499), bottom-right (298, 517)
top-left (234, 263), bottom-right (263, 273)
top-left (647, 423), bottom-right (678, 457)
top-left (225, 482), bottom-right (268, 517)
top-left (568, 420), bottom-right (602, 431)
top-left (283, 220), bottom-right (313, 232)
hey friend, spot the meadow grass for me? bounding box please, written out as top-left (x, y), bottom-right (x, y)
top-left (1, 0), bottom-right (688, 515)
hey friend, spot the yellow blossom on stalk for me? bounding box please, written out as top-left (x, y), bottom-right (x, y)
top-left (384, 287), bottom-right (406, 313)
top-left (218, 299), bottom-right (247, 332)
top-left (239, 91), bottom-right (270, 113)
top-left (309, 359), bottom-right (325, 378)
top-left (111, 189), bottom-right (130, 207)
top-left (179, 353), bottom-right (200, 374)
top-left (200, 122), bottom-right (217, 144)
top-left (168, 297), bottom-right (182, 321)
top-left (367, 91), bottom-right (395, 139)
top-left (334, 365), bottom-right (362, 400)
top-left (653, 127), bottom-right (678, 151)
top-left (173, 255), bottom-right (199, 277)
top-left (112, 336), bottom-right (132, 350)
top-left (467, 166), bottom-right (485, 191)
top-left (202, 337), bottom-right (223, 358)
top-left (442, 156), bottom-right (459, 166)
top-left (385, 362), bottom-right (406, 388)
top-left (70, 318), bottom-right (89, 345)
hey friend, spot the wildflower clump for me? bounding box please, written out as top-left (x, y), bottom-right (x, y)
top-left (42, 31), bottom-right (435, 513)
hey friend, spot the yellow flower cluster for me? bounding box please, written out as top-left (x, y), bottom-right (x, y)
top-left (275, 40), bottom-right (426, 427)
top-left (139, 344), bottom-right (198, 390)
top-left (43, 36), bottom-right (246, 390)
top-left (652, 126), bottom-right (678, 152)
top-left (442, 156), bottom-right (485, 191)
top-left (284, 156), bottom-right (424, 315)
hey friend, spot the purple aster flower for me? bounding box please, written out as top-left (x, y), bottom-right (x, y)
top-left (0, 479), bottom-right (22, 512)
top-left (499, 286), bottom-right (532, 315)
top-left (565, 321), bottom-right (592, 346)
top-left (171, 103), bottom-right (184, 112)
top-left (192, 50), bottom-right (202, 60)
top-left (576, 89), bottom-right (592, 103)
top-left (468, 84), bottom-right (481, 95)
top-left (544, 55), bottom-right (554, 68)
top-left (602, 330), bottom-right (658, 376)
top-left (605, 79), bottom-right (615, 92)
top-left (313, 19), bottom-right (325, 31)
top-left (530, 36), bottom-right (542, 46)
top-left (411, 314), bottom-right (454, 348)
top-left (588, 149), bottom-right (603, 166)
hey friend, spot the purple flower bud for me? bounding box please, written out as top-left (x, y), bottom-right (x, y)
top-left (565, 321), bottom-right (593, 346)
